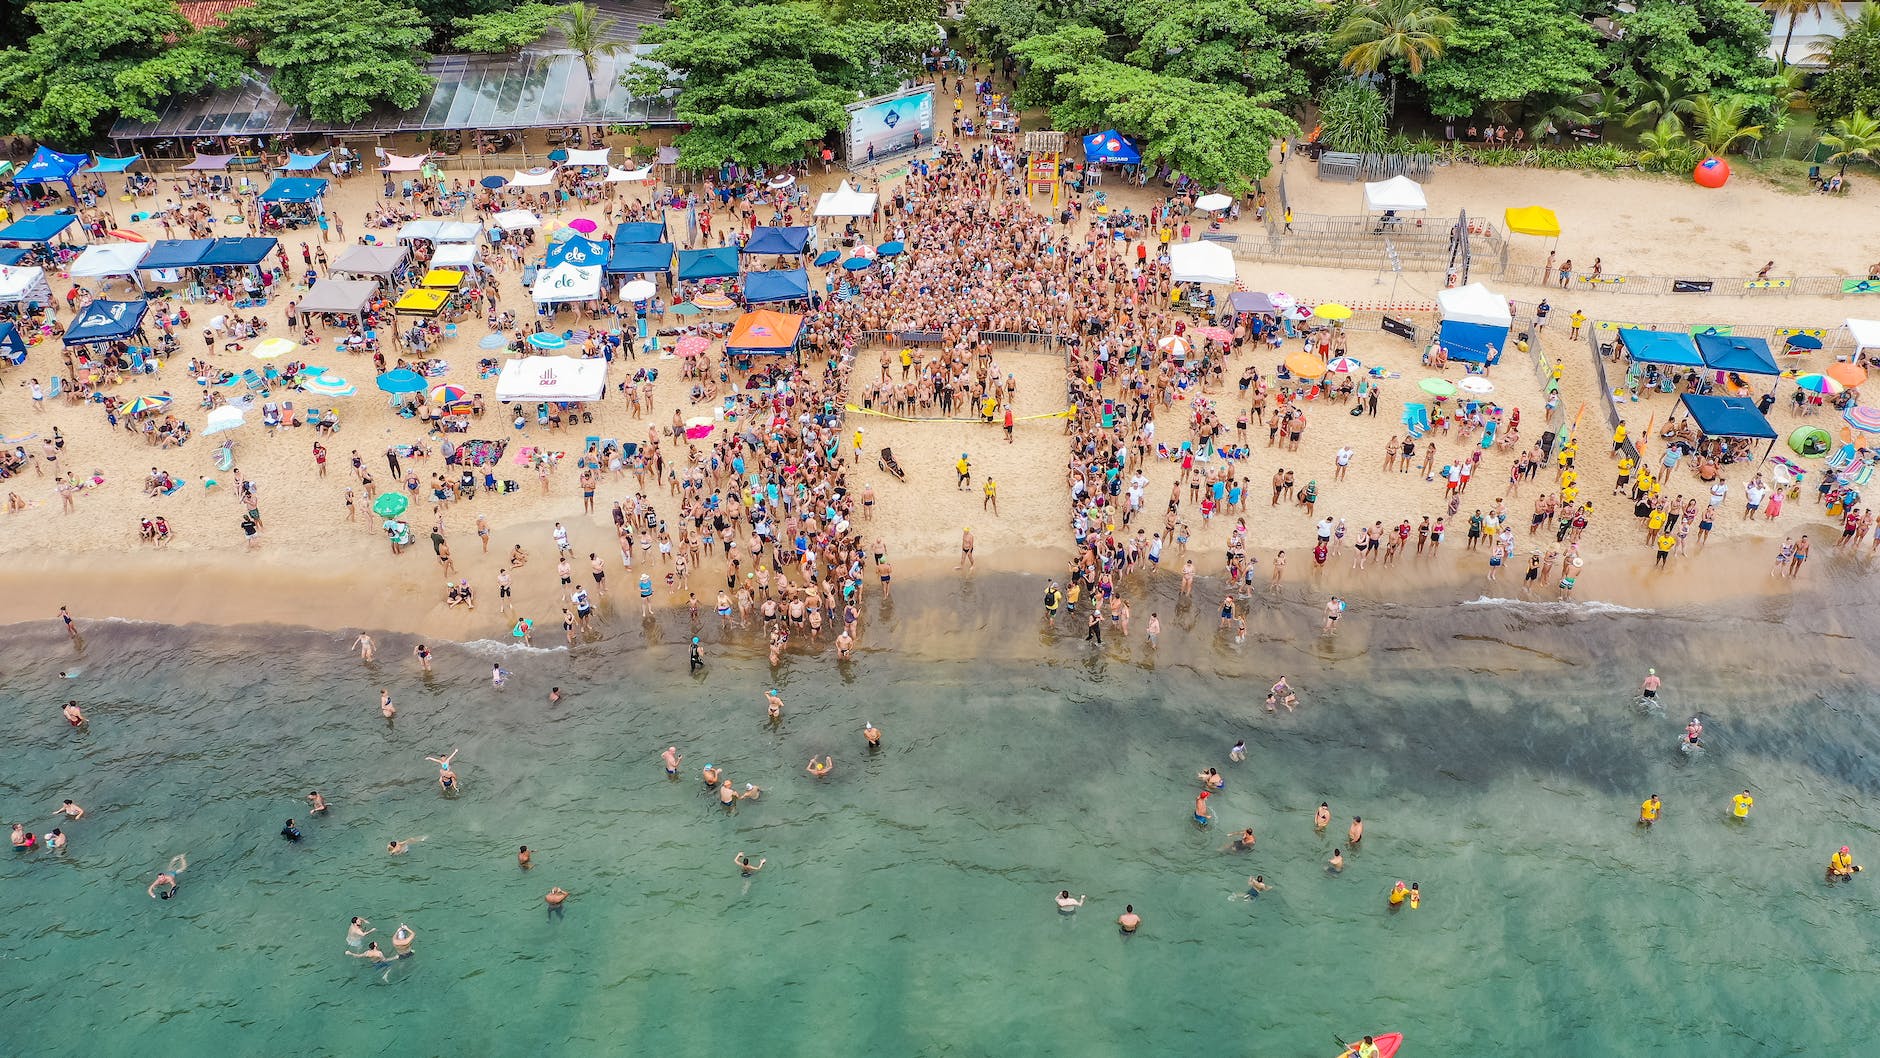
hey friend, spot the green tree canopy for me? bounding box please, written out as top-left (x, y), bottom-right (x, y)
top-left (0, 0), bottom-right (241, 142)
top-left (1820, 108), bottom-right (1880, 176)
top-left (1608, 0), bottom-right (1776, 107)
top-left (1810, 6), bottom-right (1880, 121)
top-left (1412, 0), bottom-right (1599, 119)
top-left (1120, 0), bottom-right (1319, 102)
top-left (632, 0), bottom-right (933, 171)
top-left (451, 2), bottom-right (564, 53)
top-left (220, 0), bottom-right (433, 124)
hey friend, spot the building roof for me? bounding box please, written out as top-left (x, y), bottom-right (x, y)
top-left (110, 48), bottom-right (679, 141)
top-left (177, 0), bottom-right (253, 29)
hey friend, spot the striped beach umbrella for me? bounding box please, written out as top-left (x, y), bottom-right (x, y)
top-left (1845, 405), bottom-right (1880, 433)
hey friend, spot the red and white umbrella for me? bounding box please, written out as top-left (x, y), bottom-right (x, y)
top-left (675, 335), bottom-right (712, 358)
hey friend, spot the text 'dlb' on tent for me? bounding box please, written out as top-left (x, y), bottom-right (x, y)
top-left (743, 268), bottom-right (809, 305)
top-left (62, 299), bottom-right (148, 346)
top-left (495, 355), bottom-right (607, 402)
top-left (1695, 331), bottom-right (1778, 376)
top-left (677, 247), bottom-right (739, 281)
top-left (726, 310), bottom-right (804, 355)
top-left (1618, 328), bottom-right (1703, 367)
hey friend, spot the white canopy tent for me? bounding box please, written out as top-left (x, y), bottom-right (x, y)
top-left (378, 153), bottom-right (428, 172)
top-left (431, 243), bottom-right (480, 269)
top-left (331, 243), bottom-right (408, 277)
top-left (564, 148), bottom-right (610, 167)
top-left (1847, 318), bottom-right (1880, 357)
top-left (1168, 241), bottom-right (1237, 285)
top-left (69, 244), bottom-right (149, 286)
top-left (605, 165), bottom-right (652, 183)
top-left (1363, 175), bottom-right (1428, 212)
top-left (398, 220), bottom-right (481, 244)
top-left (0, 265), bottom-right (53, 305)
top-left (491, 210), bottom-right (542, 232)
top-left (815, 181), bottom-right (878, 218)
top-left (495, 355), bottom-right (608, 402)
top-left (531, 263), bottom-right (602, 303)
top-left (510, 168), bottom-right (557, 188)
top-left (1437, 282), bottom-right (1513, 327)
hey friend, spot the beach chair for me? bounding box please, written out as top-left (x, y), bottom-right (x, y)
top-left (214, 443), bottom-right (235, 472)
top-left (241, 368), bottom-right (266, 394)
top-left (1826, 444), bottom-right (1857, 472)
top-left (305, 408), bottom-right (322, 429)
top-left (47, 375), bottom-right (63, 400)
top-left (1402, 402), bottom-right (1430, 439)
top-left (877, 447), bottom-right (907, 481)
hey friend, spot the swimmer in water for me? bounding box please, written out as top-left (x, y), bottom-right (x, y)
top-left (1732, 790), bottom-right (1754, 819)
top-left (1248, 875), bottom-right (1271, 896)
top-left (735, 852), bottom-right (766, 875)
top-left (391, 923), bottom-right (416, 956)
top-left (1194, 791), bottom-right (1214, 826)
top-left (701, 763), bottom-right (723, 788)
top-left (518, 846), bottom-right (533, 870)
top-left (1315, 803), bottom-right (1331, 831)
top-left (863, 722), bottom-right (881, 750)
top-left (148, 872), bottom-right (178, 899)
top-left (388, 837), bottom-right (425, 855)
top-left (1389, 880), bottom-right (1409, 907)
top-left (1683, 717), bottom-right (1703, 747)
top-left (346, 942), bottom-right (397, 965)
top-left (806, 756), bottom-right (833, 778)
top-left (46, 829), bottom-right (65, 850)
top-left (1266, 677), bottom-right (1298, 712)
top-left (306, 792), bottom-right (328, 814)
top-left (1828, 846), bottom-right (1861, 879)
top-left (491, 664), bottom-right (509, 688)
top-left (1328, 849), bottom-right (1345, 873)
top-left (347, 917), bottom-right (374, 947)
top-left (1117, 905), bottom-right (1141, 933)
top-left (10, 823), bottom-right (28, 848)
top-left (765, 689), bottom-right (784, 720)
top-left (545, 887), bottom-right (570, 916)
top-left (1222, 828), bottom-right (1256, 853)
top-left (62, 701), bottom-right (85, 727)
top-left (1229, 740), bottom-right (1247, 763)
top-left (1348, 817), bottom-right (1364, 845)
top-left (1641, 668), bottom-right (1660, 699)
top-left (661, 746), bottom-right (682, 777)
top-left (1055, 890), bottom-right (1086, 912)
top-left (353, 633), bottom-right (376, 663)
top-left (1198, 767), bottom-right (1224, 791)
top-left (1639, 794), bottom-right (1663, 825)
top-left (54, 799), bottom-right (85, 821)
top-left (282, 819), bottom-right (302, 841)
top-left (426, 748), bottom-right (460, 792)
top-left (380, 689), bottom-right (395, 719)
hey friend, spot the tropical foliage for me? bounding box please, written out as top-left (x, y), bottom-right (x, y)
top-left (1821, 108), bottom-right (1880, 176)
top-left (1317, 80), bottom-right (1388, 154)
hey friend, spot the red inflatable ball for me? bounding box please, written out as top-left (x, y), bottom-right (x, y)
top-left (1694, 156), bottom-right (1730, 189)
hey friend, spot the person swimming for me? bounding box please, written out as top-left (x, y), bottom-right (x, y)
top-left (1222, 828), bottom-right (1255, 853)
top-left (1315, 803), bottom-right (1331, 831)
top-left (1389, 880), bottom-right (1409, 907)
top-left (1198, 768), bottom-right (1224, 791)
top-left (1684, 717), bottom-right (1704, 747)
top-left (1117, 904), bottom-right (1141, 933)
top-left (347, 917), bottom-right (374, 947)
top-left (1055, 890), bottom-right (1085, 913)
top-left (1229, 740), bottom-right (1247, 763)
top-left (392, 923), bottom-right (416, 956)
top-left (863, 722), bottom-right (881, 750)
top-left (281, 819), bottom-right (302, 841)
top-left (1193, 791), bottom-right (1214, 826)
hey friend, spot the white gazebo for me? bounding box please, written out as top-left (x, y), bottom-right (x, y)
top-left (1168, 241), bottom-right (1237, 285)
top-left (814, 181), bottom-right (879, 218)
top-left (1363, 174), bottom-right (1428, 213)
top-left (1848, 318), bottom-right (1880, 358)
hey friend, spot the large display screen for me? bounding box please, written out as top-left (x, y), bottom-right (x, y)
top-left (846, 87), bottom-right (936, 162)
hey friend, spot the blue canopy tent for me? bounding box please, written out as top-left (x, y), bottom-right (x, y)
top-left (0, 321), bottom-right (26, 365)
top-left (83, 155), bottom-right (144, 174)
top-left (0, 249), bottom-right (29, 266)
top-left (606, 241), bottom-right (674, 275)
top-left (743, 268), bottom-right (810, 304)
top-left (258, 178), bottom-right (328, 204)
top-left (1438, 321), bottom-right (1507, 365)
top-left (1619, 328), bottom-right (1703, 367)
top-left (275, 152), bottom-right (331, 172)
top-left (677, 247), bottom-right (739, 281)
top-left (1675, 392), bottom-right (1778, 462)
top-left (201, 238), bottom-right (278, 267)
top-left (0, 214), bottom-right (78, 244)
top-left (1695, 332), bottom-right (1779, 376)
top-left (1083, 131), bottom-right (1142, 165)
top-left (137, 239), bottom-right (214, 271)
top-left (545, 235), bottom-right (609, 268)
top-left (614, 222), bottom-right (667, 244)
top-left (13, 147), bottom-right (86, 198)
top-left (741, 226), bottom-right (811, 256)
top-left (62, 300), bottom-right (148, 346)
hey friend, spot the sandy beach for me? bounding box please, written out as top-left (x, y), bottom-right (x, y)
top-left (3, 132), bottom-right (1878, 639)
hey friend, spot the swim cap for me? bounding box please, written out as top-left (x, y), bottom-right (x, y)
top-left (745, 784), bottom-right (755, 791)
top-left (1648, 668), bottom-right (1656, 675)
top-left (1844, 846), bottom-right (1852, 854)
top-left (692, 637), bottom-right (700, 644)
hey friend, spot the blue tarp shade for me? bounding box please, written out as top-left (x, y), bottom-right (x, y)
top-left (676, 247), bottom-right (739, 281)
top-left (545, 235), bottom-right (608, 268)
top-left (0, 321), bottom-right (25, 364)
top-left (138, 239), bottom-right (214, 270)
top-left (84, 155), bottom-right (143, 174)
top-left (1084, 130), bottom-right (1142, 165)
top-left (1695, 331), bottom-right (1779, 376)
top-left (200, 238), bottom-right (278, 266)
top-left (0, 249), bottom-right (29, 266)
top-left (13, 146), bottom-right (85, 189)
top-left (614, 222), bottom-right (666, 244)
top-left (62, 300), bottom-right (148, 346)
top-left (258, 178), bottom-right (328, 203)
top-left (1619, 328), bottom-right (1703, 368)
top-left (606, 241), bottom-right (673, 274)
top-left (276, 151), bottom-right (331, 171)
top-left (0, 214), bottom-right (77, 243)
top-left (741, 226), bottom-right (810, 256)
top-left (1677, 393), bottom-right (1777, 440)
top-left (743, 268), bottom-right (810, 304)
top-left (1439, 320), bottom-right (1508, 365)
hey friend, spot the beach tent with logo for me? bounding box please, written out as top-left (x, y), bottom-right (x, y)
top-left (1618, 328), bottom-right (1703, 367)
top-left (393, 288), bottom-right (449, 316)
top-left (814, 181), bottom-right (878, 218)
top-left (677, 247), bottom-right (740, 281)
top-left (0, 265), bottom-right (53, 305)
top-left (545, 235), bottom-right (608, 268)
top-left (258, 178), bottom-right (328, 204)
top-left (607, 241), bottom-right (673, 276)
top-left (1695, 331), bottom-right (1779, 376)
top-left (13, 146), bottom-right (86, 198)
top-left (1083, 131), bottom-right (1142, 165)
top-left (495, 354), bottom-right (607, 401)
top-left (0, 213), bottom-right (77, 244)
top-left (0, 321), bottom-right (26, 365)
top-left (62, 299), bottom-right (148, 345)
top-left (531, 263), bottom-right (602, 303)
top-left (743, 268), bottom-right (810, 304)
top-left (726, 309), bottom-right (804, 355)
top-left (1437, 282), bottom-right (1513, 365)
top-left (742, 226), bottom-right (811, 256)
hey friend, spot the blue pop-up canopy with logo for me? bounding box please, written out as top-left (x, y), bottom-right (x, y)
top-left (62, 300), bottom-right (148, 346)
top-left (258, 178), bottom-right (328, 204)
top-left (1083, 131), bottom-right (1142, 165)
top-left (546, 235), bottom-right (609, 268)
top-left (0, 321), bottom-right (26, 364)
top-left (606, 242), bottom-right (674, 275)
top-left (13, 147), bottom-right (86, 197)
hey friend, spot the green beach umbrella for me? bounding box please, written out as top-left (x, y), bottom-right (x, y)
top-left (372, 492), bottom-right (409, 518)
top-left (1419, 377), bottom-right (1457, 397)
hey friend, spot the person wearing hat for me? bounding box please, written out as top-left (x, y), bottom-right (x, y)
top-left (862, 722), bottom-right (881, 749)
top-left (1829, 846), bottom-right (1861, 878)
top-left (688, 637), bottom-right (703, 673)
top-left (1641, 669), bottom-right (1660, 700)
top-left (955, 452), bottom-right (971, 490)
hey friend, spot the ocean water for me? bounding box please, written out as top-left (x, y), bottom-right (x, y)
top-left (2, 572), bottom-right (1877, 1057)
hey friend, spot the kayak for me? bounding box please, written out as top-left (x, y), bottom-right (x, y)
top-left (1331, 1033), bottom-right (1403, 1058)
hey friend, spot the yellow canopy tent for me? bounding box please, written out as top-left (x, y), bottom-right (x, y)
top-left (1503, 206), bottom-right (1561, 238)
top-left (393, 287), bottom-right (449, 316)
top-left (420, 268), bottom-right (465, 289)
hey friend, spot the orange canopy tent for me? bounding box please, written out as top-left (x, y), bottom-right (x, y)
top-left (726, 309), bottom-right (804, 355)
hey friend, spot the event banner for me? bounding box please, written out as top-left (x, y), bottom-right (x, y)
top-left (848, 88), bottom-right (935, 162)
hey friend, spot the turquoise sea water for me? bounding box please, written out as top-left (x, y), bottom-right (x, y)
top-left (2, 574), bottom-right (1877, 1057)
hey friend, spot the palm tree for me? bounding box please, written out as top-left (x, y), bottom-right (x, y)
top-left (1635, 115), bottom-right (1692, 171)
top-left (1822, 108), bottom-right (1880, 176)
top-left (1762, 0), bottom-right (1844, 69)
top-left (1690, 95), bottom-right (1766, 156)
top-left (1627, 76), bottom-right (1698, 129)
top-left (1579, 86), bottom-right (1630, 127)
top-left (563, 3), bottom-right (624, 88)
top-left (1334, 0), bottom-right (1454, 76)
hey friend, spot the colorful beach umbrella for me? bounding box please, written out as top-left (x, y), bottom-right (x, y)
top-left (372, 492), bottom-right (409, 518)
top-left (567, 218), bottom-right (598, 234)
top-left (527, 332), bottom-right (567, 350)
top-left (1325, 356), bottom-right (1364, 374)
top-left (1844, 405), bottom-right (1880, 433)
top-left (878, 241), bottom-right (905, 257)
top-left (478, 332), bottom-right (509, 350)
top-left (1313, 303), bottom-right (1353, 321)
top-left (479, 175), bottom-right (508, 189)
top-left (1827, 361), bottom-right (1868, 388)
top-left (670, 302), bottom-right (702, 316)
top-left (1157, 334), bottom-right (1191, 359)
top-left (1457, 376), bottom-right (1495, 394)
top-left (430, 384), bottom-right (467, 405)
top-left (813, 250), bottom-right (840, 267)
top-left (694, 292), bottom-right (735, 310)
top-left (375, 368), bottom-right (426, 394)
top-left (675, 335), bottom-right (712, 358)
top-left (0, 431), bottom-right (37, 445)
top-left (1199, 326), bottom-right (1233, 343)
top-left (1794, 373), bottom-right (1845, 395)
top-left (203, 406), bottom-right (245, 434)
top-left (1419, 377), bottom-right (1457, 397)
top-left (766, 174), bottom-right (795, 189)
top-left (108, 229), bottom-right (146, 242)
top-left (250, 337), bottom-right (298, 360)
top-left (841, 257), bottom-right (872, 271)
top-left (126, 394), bottom-right (171, 415)
top-left (1285, 351), bottom-right (1328, 377)
top-left (306, 375), bottom-right (355, 397)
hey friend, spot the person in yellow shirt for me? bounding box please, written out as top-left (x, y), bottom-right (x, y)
top-left (1557, 442), bottom-right (1576, 472)
top-left (983, 477), bottom-right (998, 514)
top-left (1829, 846), bottom-right (1859, 878)
top-left (1639, 794), bottom-right (1662, 825)
top-left (1731, 790), bottom-right (1754, 818)
top-left (852, 428), bottom-right (865, 464)
top-left (1646, 506), bottom-right (1667, 546)
top-left (1612, 422), bottom-right (1627, 451)
top-left (955, 453), bottom-right (972, 490)
top-left (1569, 310), bottom-right (1586, 339)
top-left (1655, 531), bottom-right (1676, 567)
top-left (1614, 455), bottom-right (1635, 495)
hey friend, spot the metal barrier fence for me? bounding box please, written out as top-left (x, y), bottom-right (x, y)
top-left (1503, 263), bottom-right (1860, 299)
top-left (855, 329), bottom-right (1066, 350)
top-left (1252, 212), bottom-right (1507, 273)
